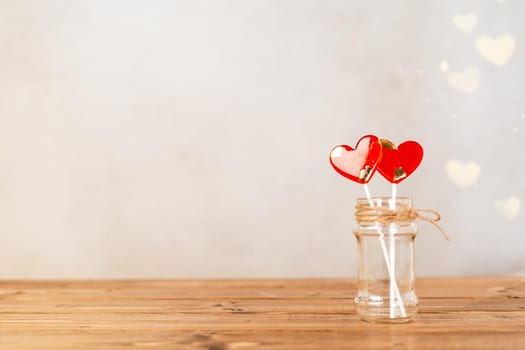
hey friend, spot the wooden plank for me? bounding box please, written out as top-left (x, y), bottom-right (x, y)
top-left (0, 278), bottom-right (523, 349)
top-left (1, 277), bottom-right (523, 297)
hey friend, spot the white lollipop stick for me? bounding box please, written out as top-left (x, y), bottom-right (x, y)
top-left (363, 184), bottom-right (406, 318)
top-left (389, 183), bottom-right (398, 318)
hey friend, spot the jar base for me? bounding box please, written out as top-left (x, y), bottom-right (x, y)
top-left (358, 315), bottom-right (416, 324)
top-left (355, 299), bottom-right (418, 324)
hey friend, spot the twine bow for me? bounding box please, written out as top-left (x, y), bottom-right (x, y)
top-left (355, 204), bottom-right (450, 241)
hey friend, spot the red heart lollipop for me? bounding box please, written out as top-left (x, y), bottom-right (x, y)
top-left (329, 135), bottom-right (383, 184)
top-left (377, 139), bottom-right (424, 184)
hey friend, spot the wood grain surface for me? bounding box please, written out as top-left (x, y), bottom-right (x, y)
top-left (0, 278), bottom-right (523, 349)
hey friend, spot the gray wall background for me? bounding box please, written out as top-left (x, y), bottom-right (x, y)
top-left (0, 0), bottom-right (523, 278)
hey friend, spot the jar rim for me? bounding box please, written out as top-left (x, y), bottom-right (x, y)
top-left (356, 197), bottom-right (413, 208)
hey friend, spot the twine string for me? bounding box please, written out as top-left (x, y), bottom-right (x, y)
top-left (355, 204), bottom-right (450, 241)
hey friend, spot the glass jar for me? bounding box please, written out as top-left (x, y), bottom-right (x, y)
top-left (354, 197), bottom-right (418, 323)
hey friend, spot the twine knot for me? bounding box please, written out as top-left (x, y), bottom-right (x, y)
top-left (355, 204), bottom-right (450, 241)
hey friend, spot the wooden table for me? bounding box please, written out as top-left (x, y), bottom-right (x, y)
top-left (0, 278), bottom-right (523, 349)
